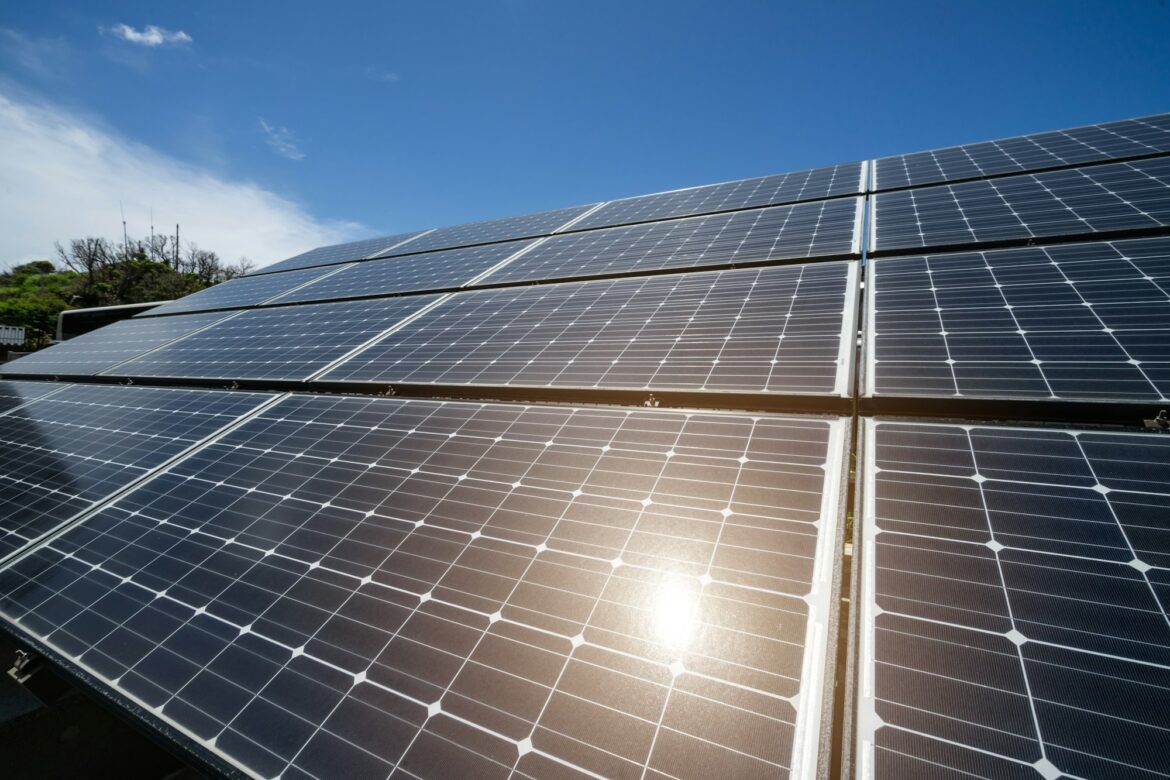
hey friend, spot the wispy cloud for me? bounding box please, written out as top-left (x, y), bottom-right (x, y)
top-left (0, 91), bottom-right (362, 269)
top-left (0, 28), bottom-right (72, 80)
top-left (365, 67), bottom-right (401, 83)
top-left (258, 118), bottom-right (305, 161)
top-left (102, 24), bottom-right (192, 47)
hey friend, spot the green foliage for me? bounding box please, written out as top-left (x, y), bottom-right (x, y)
top-left (0, 261), bottom-right (78, 349)
top-left (1, 234), bottom-right (253, 352)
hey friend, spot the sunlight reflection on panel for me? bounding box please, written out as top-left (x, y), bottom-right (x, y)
top-left (649, 576), bottom-right (701, 652)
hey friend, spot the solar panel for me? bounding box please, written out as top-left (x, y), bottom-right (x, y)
top-left (566, 162), bottom-right (866, 231)
top-left (376, 204), bottom-right (596, 258)
top-left (254, 232), bottom-right (426, 276)
top-left (110, 296), bottom-right (441, 382)
top-left (854, 419), bottom-right (1170, 780)
top-left (320, 261), bottom-right (858, 396)
top-left (873, 112), bottom-right (1170, 190)
top-left (139, 266), bottom-right (349, 318)
top-left (0, 380), bottom-right (67, 413)
top-left (267, 240), bottom-right (535, 306)
top-left (0, 385), bottom-right (273, 561)
top-left (0, 311), bottom-right (233, 378)
top-left (865, 236), bottom-right (1170, 401)
top-left (0, 395), bottom-right (849, 779)
top-left (869, 156), bottom-right (1170, 254)
top-left (477, 198), bottom-right (862, 287)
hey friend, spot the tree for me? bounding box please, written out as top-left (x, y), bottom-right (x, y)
top-left (0, 261), bottom-right (78, 350)
top-left (2, 231), bottom-right (248, 353)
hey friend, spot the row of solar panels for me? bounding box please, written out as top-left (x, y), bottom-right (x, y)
top-left (244, 112), bottom-right (1170, 279)
top-left (3, 112), bottom-right (1170, 780)
top-left (0, 382), bottom-right (1166, 779)
top-left (7, 236), bottom-right (1170, 405)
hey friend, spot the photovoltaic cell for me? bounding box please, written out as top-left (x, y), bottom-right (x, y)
top-left (267, 240), bottom-right (534, 306)
top-left (0, 395), bottom-right (849, 780)
top-left (870, 156), bottom-right (1170, 254)
top-left (110, 296), bottom-right (440, 382)
top-left (254, 232), bottom-right (426, 276)
top-left (0, 385), bottom-right (272, 561)
top-left (567, 162), bottom-right (865, 231)
top-left (866, 237), bottom-right (1170, 401)
top-left (140, 266), bottom-right (348, 317)
top-left (873, 112), bottom-right (1170, 190)
top-left (479, 198), bottom-right (861, 286)
top-left (321, 261), bottom-right (858, 396)
top-left (0, 311), bottom-right (233, 378)
top-left (376, 204), bottom-right (596, 257)
top-left (856, 419), bottom-right (1170, 780)
top-left (0, 380), bottom-right (66, 413)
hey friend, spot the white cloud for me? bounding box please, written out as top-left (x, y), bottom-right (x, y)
top-left (258, 118), bottom-right (305, 161)
top-left (103, 23), bottom-right (192, 47)
top-left (0, 92), bottom-right (363, 269)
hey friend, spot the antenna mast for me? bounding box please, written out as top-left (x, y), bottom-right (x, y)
top-left (119, 201), bottom-right (129, 250)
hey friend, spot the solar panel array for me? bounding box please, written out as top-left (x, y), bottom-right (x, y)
top-left (873, 112), bottom-right (1170, 190)
top-left (2, 111), bottom-right (1170, 780)
top-left (253, 231), bottom-right (426, 276)
top-left (870, 156), bottom-right (1170, 254)
top-left (570, 161), bottom-right (865, 231)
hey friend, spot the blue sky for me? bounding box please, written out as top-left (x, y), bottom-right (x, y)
top-left (1, 0), bottom-right (1168, 268)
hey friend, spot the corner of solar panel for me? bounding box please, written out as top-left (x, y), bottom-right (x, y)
top-left (3, 111), bottom-right (1170, 780)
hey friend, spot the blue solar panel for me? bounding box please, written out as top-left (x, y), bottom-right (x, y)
top-left (1, 311), bottom-right (233, 378)
top-left (377, 204), bottom-right (596, 257)
top-left (111, 296), bottom-right (441, 382)
top-left (268, 241), bottom-right (534, 305)
top-left (140, 266), bottom-right (346, 317)
top-left (569, 162), bottom-right (866, 231)
top-left (0, 380), bottom-right (66, 413)
top-left (870, 156), bottom-right (1170, 253)
top-left (479, 198), bottom-right (861, 286)
top-left (255, 232), bottom-right (426, 276)
top-left (865, 237), bottom-right (1170, 401)
top-left (0, 385), bottom-right (273, 561)
top-left (321, 261), bottom-right (858, 396)
top-left (855, 420), bottom-right (1170, 780)
top-left (0, 395), bottom-right (850, 780)
top-left (873, 112), bottom-right (1170, 190)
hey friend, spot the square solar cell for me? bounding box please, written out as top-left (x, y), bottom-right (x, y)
top-left (321, 261), bottom-right (858, 396)
top-left (377, 204), bottom-right (596, 257)
top-left (140, 266), bottom-right (348, 317)
top-left (854, 419), bottom-right (1170, 780)
top-left (267, 240), bottom-right (534, 305)
top-left (0, 385), bottom-right (273, 561)
top-left (0, 395), bottom-right (850, 780)
top-left (873, 112), bottom-right (1170, 190)
top-left (254, 232), bottom-right (425, 276)
top-left (866, 237), bottom-right (1170, 401)
top-left (870, 156), bottom-right (1170, 254)
top-left (0, 311), bottom-right (234, 377)
top-left (110, 296), bottom-right (440, 382)
top-left (479, 198), bottom-right (862, 286)
top-left (568, 162), bottom-right (866, 231)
